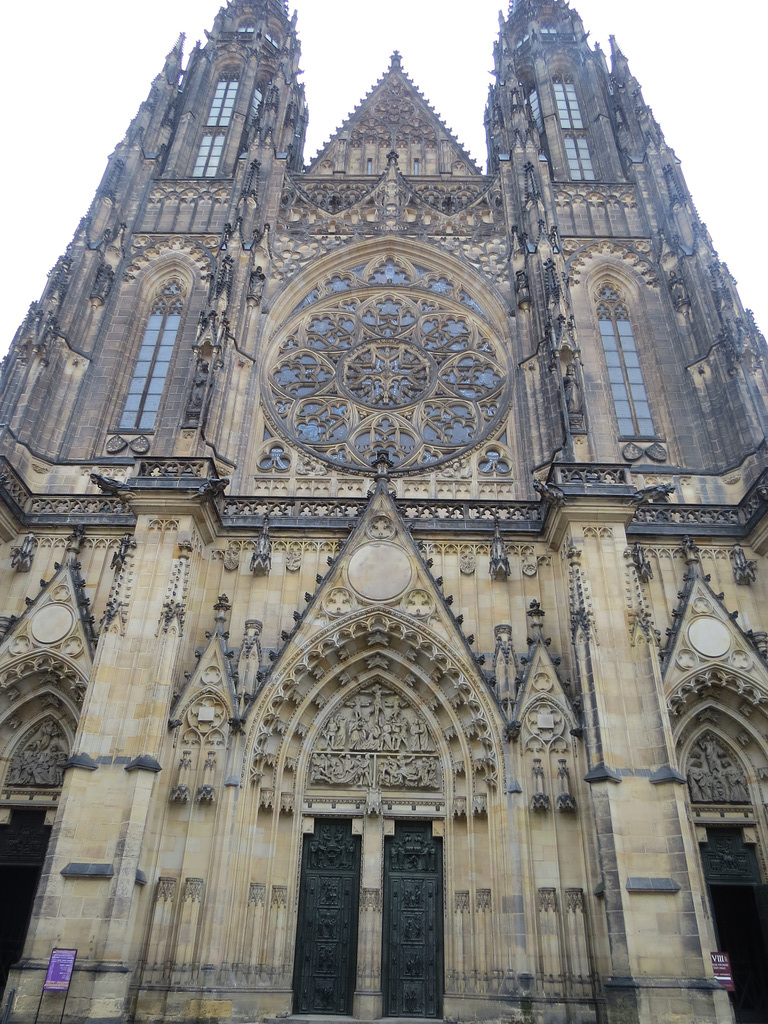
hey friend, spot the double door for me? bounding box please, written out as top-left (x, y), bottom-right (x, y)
top-left (293, 820), bottom-right (443, 1018)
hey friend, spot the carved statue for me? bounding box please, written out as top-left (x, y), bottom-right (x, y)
top-left (668, 270), bottom-right (690, 312)
top-left (185, 360), bottom-right (209, 422)
top-left (248, 266), bottom-right (267, 306)
top-left (563, 363), bottom-right (583, 420)
top-left (515, 269), bottom-right (531, 311)
top-left (731, 543), bottom-right (757, 586)
top-left (90, 263), bottom-right (115, 306)
top-left (250, 516), bottom-right (272, 575)
top-left (11, 532), bottom-right (37, 573)
top-left (489, 518), bottom-right (511, 580)
top-left (110, 533), bottom-right (136, 573)
top-left (6, 720), bottom-right (69, 787)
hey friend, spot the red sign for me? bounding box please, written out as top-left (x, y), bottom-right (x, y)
top-left (711, 952), bottom-right (735, 992)
top-left (43, 949), bottom-right (77, 992)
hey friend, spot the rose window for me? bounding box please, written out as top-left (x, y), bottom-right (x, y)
top-left (264, 264), bottom-right (510, 471)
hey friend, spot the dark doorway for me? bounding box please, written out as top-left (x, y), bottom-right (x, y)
top-left (702, 829), bottom-right (768, 1023)
top-left (0, 809), bottom-right (51, 995)
top-left (293, 819), bottom-right (361, 1014)
top-left (382, 821), bottom-right (443, 1018)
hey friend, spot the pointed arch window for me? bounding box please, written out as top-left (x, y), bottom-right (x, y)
top-left (119, 282), bottom-right (183, 431)
top-left (553, 80), bottom-right (583, 129)
top-left (207, 78), bottom-right (239, 128)
top-left (596, 286), bottom-right (654, 436)
top-left (193, 134), bottom-right (226, 177)
top-left (564, 136), bottom-right (594, 180)
top-left (528, 89), bottom-right (543, 133)
top-left (251, 87), bottom-right (264, 122)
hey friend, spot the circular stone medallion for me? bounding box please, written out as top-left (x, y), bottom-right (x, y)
top-left (31, 605), bottom-right (75, 644)
top-left (688, 617), bottom-right (730, 659)
top-left (348, 543), bottom-right (412, 601)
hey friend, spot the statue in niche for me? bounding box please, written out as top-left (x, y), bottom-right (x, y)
top-left (668, 269), bottom-right (690, 313)
top-left (562, 363), bottom-right (584, 429)
top-left (185, 360), bottom-right (209, 423)
top-left (6, 720), bottom-right (69, 787)
top-left (687, 734), bottom-right (749, 803)
top-left (248, 266), bottom-right (266, 307)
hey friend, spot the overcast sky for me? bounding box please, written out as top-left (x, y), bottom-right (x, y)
top-left (1, 1), bottom-right (766, 355)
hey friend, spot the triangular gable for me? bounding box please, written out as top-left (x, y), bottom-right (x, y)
top-left (512, 640), bottom-right (579, 751)
top-left (170, 614), bottom-right (240, 735)
top-left (259, 475), bottom-right (485, 687)
top-left (507, 620), bottom-right (581, 811)
top-left (242, 474), bottom-right (505, 814)
top-left (662, 547), bottom-right (768, 715)
top-left (0, 560), bottom-right (95, 715)
top-left (308, 53), bottom-right (482, 176)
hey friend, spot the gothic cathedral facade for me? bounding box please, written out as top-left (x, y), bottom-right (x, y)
top-left (0, 1), bottom-right (767, 1022)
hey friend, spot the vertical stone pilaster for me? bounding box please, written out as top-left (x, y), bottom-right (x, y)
top-left (537, 887), bottom-right (560, 980)
top-left (353, 815), bottom-right (384, 1020)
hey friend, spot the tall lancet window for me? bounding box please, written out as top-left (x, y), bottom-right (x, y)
top-left (192, 76), bottom-right (239, 177)
top-left (119, 282), bottom-right (183, 431)
top-left (554, 78), bottom-right (595, 180)
top-left (207, 78), bottom-right (239, 127)
top-left (596, 286), bottom-right (654, 436)
top-left (553, 80), bottom-right (583, 128)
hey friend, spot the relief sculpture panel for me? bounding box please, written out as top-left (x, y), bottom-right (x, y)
top-left (309, 685), bottom-right (439, 790)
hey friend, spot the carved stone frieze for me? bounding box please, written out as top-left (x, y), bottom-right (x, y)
top-left (309, 684), bottom-right (439, 790)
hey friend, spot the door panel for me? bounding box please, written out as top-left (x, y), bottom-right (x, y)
top-left (293, 820), bottom-right (361, 1014)
top-left (383, 822), bottom-right (443, 1018)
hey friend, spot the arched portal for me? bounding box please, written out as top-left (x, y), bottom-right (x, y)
top-left (242, 607), bottom-right (506, 1020)
top-left (673, 685), bottom-right (768, 1021)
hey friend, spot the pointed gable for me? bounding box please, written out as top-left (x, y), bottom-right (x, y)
top-left (662, 547), bottom-right (768, 717)
top-left (308, 52), bottom-right (482, 176)
top-left (261, 474), bottom-right (485, 672)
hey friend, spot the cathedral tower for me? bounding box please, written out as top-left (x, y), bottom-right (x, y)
top-left (0, 2), bottom-right (766, 1023)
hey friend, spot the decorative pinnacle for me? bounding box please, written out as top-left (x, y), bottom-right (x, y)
top-left (389, 51), bottom-right (402, 71)
top-left (527, 599), bottom-right (545, 639)
top-left (213, 593), bottom-right (231, 633)
top-left (372, 449), bottom-right (394, 481)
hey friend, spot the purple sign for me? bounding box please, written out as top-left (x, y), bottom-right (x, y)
top-left (43, 949), bottom-right (77, 992)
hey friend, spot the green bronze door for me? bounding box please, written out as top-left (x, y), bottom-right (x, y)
top-left (293, 820), bottom-right (361, 1014)
top-left (383, 822), bottom-right (443, 1018)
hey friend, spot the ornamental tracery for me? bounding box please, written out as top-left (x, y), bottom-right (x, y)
top-left (265, 260), bottom-right (510, 471)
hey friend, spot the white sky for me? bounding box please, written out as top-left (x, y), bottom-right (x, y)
top-left (1, 1), bottom-right (767, 355)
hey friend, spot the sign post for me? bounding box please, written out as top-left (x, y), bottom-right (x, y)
top-left (710, 952), bottom-right (735, 993)
top-left (33, 949), bottom-right (77, 1024)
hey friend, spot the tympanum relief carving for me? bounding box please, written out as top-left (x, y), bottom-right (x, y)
top-left (686, 733), bottom-right (749, 804)
top-left (5, 718), bottom-right (69, 787)
top-left (309, 684), bottom-right (440, 790)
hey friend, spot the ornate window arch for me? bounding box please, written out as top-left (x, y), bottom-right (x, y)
top-left (594, 283), bottom-right (654, 437)
top-left (119, 279), bottom-right (184, 431)
top-left (262, 252), bottom-right (512, 472)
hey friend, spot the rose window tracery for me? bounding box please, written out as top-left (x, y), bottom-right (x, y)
top-left (265, 265), bottom-right (510, 471)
